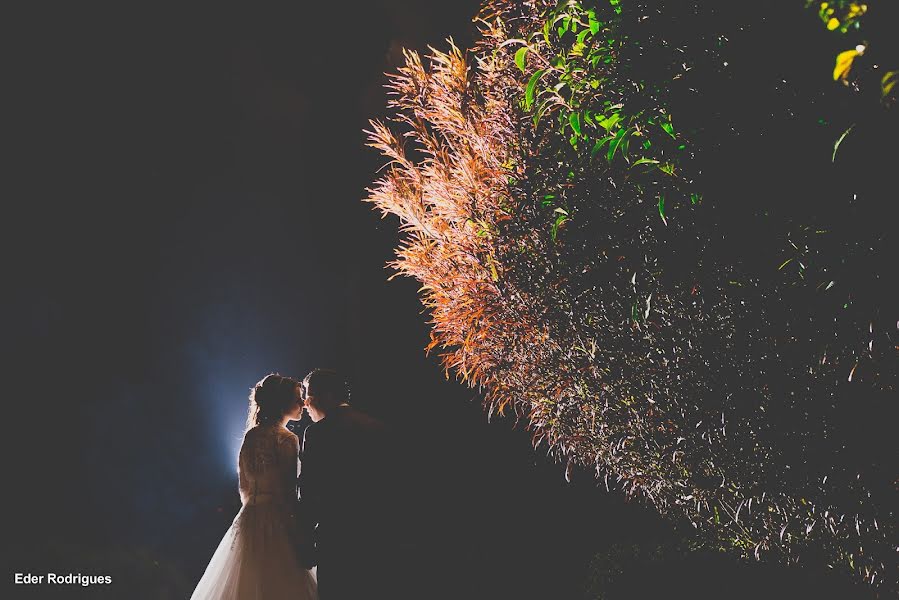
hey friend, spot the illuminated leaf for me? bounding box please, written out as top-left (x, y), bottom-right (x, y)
top-left (606, 127), bottom-right (633, 162)
top-left (661, 119), bottom-right (676, 139)
top-left (832, 124), bottom-right (854, 162)
top-left (882, 70), bottom-right (898, 98)
top-left (588, 9), bottom-right (600, 34)
top-left (597, 112), bottom-right (622, 130)
top-left (525, 69), bottom-right (546, 110)
top-left (569, 112), bottom-right (582, 136)
top-left (833, 49), bottom-right (859, 82)
top-left (551, 212), bottom-right (568, 241)
top-left (514, 46), bottom-right (529, 73)
top-left (591, 135), bottom-right (613, 158)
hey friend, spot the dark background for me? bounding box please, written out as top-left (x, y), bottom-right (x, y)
top-left (3, 2), bottom-right (880, 599)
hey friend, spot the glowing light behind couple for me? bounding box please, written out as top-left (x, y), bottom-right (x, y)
top-left (189, 311), bottom-right (320, 477)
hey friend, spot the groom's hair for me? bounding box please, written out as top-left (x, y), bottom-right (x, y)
top-left (303, 368), bottom-right (350, 405)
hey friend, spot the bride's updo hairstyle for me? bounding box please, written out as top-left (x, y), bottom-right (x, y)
top-left (246, 373), bottom-right (300, 430)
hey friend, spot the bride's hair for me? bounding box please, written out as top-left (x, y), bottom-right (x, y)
top-left (246, 373), bottom-right (300, 431)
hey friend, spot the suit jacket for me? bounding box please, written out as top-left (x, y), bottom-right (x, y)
top-left (298, 404), bottom-right (391, 555)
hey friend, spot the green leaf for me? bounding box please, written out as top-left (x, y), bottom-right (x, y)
top-left (514, 47), bottom-right (529, 73)
top-left (658, 195), bottom-right (667, 226)
top-left (551, 213), bottom-right (568, 241)
top-left (569, 112), bottom-right (582, 136)
top-left (631, 157), bottom-right (660, 168)
top-left (525, 69), bottom-right (546, 111)
top-left (690, 193), bottom-right (701, 205)
top-left (588, 9), bottom-right (600, 34)
top-left (606, 127), bottom-right (633, 162)
top-left (832, 124), bottom-right (854, 162)
top-left (597, 112), bottom-right (621, 130)
top-left (591, 135), bottom-right (613, 158)
top-left (661, 119), bottom-right (676, 138)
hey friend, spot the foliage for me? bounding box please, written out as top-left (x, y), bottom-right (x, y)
top-left (803, 1), bottom-right (898, 153)
top-left (366, 0), bottom-right (897, 592)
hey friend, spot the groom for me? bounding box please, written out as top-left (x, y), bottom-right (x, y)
top-left (298, 368), bottom-right (392, 600)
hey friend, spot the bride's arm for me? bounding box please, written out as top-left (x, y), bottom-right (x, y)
top-left (237, 434), bottom-right (251, 505)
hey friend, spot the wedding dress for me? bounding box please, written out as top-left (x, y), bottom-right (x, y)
top-left (191, 425), bottom-right (318, 600)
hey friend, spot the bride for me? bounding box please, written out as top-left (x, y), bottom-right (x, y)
top-left (191, 374), bottom-right (318, 600)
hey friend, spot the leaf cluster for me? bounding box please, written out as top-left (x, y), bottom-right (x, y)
top-left (367, 0), bottom-right (897, 592)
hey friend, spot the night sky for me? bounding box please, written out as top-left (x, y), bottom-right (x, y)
top-left (4, 3), bottom-right (880, 599)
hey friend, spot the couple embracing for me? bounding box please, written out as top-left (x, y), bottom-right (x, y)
top-left (192, 369), bottom-right (394, 600)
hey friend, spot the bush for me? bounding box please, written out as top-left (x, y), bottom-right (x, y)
top-left (367, 0), bottom-right (896, 592)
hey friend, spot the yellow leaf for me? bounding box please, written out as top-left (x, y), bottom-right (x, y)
top-left (826, 17), bottom-right (840, 30)
top-left (882, 71), bottom-right (898, 98)
top-left (833, 49), bottom-right (859, 82)
top-left (848, 3), bottom-right (867, 19)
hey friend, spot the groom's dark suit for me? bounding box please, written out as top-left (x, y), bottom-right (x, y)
top-left (298, 404), bottom-right (392, 600)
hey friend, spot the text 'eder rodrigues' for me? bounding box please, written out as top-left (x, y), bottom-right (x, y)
top-left (14, 573), bottom-right (113, 587)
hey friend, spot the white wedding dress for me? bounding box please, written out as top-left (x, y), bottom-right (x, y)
top-left (191, 425), bottom-right (318, 600)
